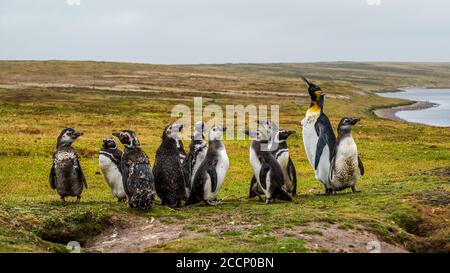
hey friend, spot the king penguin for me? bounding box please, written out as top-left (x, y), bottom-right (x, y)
top-left (329, 117), bottom-right (364, 194)
top-left (153, 124), bottom-right (188, 207)
top-left (99, 137), bottom-right (126, 202)
top-left (183, 121), bottom-right (208, 199)
top-left (186, 125), bottom-right (229, 206)
top-left (113, 130), bottom-right (155, 209)
top-left (245, 129), bottom-right (292, 204)
top-left (300, 77), bottom-right (336, 194)
top-left (49, 128), bottom-right (87, 203)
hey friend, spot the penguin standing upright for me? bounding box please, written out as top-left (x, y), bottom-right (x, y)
top-left (329, 117), bottom-right (364, 194)
top-left (300, 77), bottom-right (336, 194)
top-left (99, 137), bottom-right (126, 202)
top-left (49, 128), bottom-right (87, 203)
top-left (249, 120), bottom-right (297, 199)
top-left (113, 130), bottom-right (155, 209)
top-left (245, 129), bottom-right (292, 204)
top-left (183, 121), bottom-right (207, 199)
top-left (186, 125), bottom-right (229, 206)
top-left (153, 124), bottom-right (188, 207)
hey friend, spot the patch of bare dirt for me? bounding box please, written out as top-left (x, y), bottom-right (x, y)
top-left (278, 223), bottom-right (409, 253)
top-left (84, 216), bottom-right (197, 253)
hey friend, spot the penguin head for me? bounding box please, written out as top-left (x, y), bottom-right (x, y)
top-left (113, 130), bottom-right (140, 149)
top-left (244, 129), bottom-right (269, 142)
top-left (163, 123), bottom-right (184, 142)
top-left (209, 125), bottom-right (226, 141)
top-left (102, 137), bottom-right (117, 149)
top-left (193, 121), bottom-right (205, 141)
top-left (277, 130), bottom-right (296, 141)
top-left (57, 128), bottom-right (83, 148)
top-left (257, 120), bottom-right (279, 137)
top-left (302, 77), bottom-right (323, 102)
top-left (338, 117), bottom-right (360, 134)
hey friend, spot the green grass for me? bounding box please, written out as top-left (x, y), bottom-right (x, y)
top-left (0, 61), bottom-right (449, 253)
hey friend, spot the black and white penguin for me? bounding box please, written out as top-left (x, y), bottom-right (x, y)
top-left (300, 77), bottom-right (336, 194)
top-left (49, 128), bottom-right (87, 203)
top-left (183, 121), bottom-right (208, 199)
top-left (245, 129), bottom-right (292, 204)
top-left (113, 130), bottom-right (155, 209)
top-left (99, 137), bottom-right (126, 202)
top-left (186, 125), bottom-right (229, 206)
top-left (329, 117), bottom-right (364, 194)
top-left (249, 120), bottom-right (297, 199)
top-left (153, 124), bottom-right (188, 207)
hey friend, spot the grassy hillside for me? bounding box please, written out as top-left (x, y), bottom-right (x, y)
top-left (0, 61), bottom-right (449, 252)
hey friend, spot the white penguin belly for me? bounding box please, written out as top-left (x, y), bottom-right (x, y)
top-left (203, 148), bottom-right (229, 200)
top-left (277, 151), bottom-right (292, 190)
top-left (99, 155), bottom-right (126, 199)
top-left (191, 149), bottom-right (207, 183)
top-left (249, 147), bottom-right (269, 196)
top-left (302, 118), bottom-right (318, 169)
top-left (330, 139), bottom-right (359, 189)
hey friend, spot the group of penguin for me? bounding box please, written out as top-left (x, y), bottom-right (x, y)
top-left (49, 78), bottom-right (364, 209)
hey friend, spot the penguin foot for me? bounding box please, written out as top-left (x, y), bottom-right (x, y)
top-left (351, 186), bottom-right (361, 193)
top-left (205, 200), bottom-right (222, 206)
top-left (265, 198), bottom-right (272, 204)
top-left (60, 197), bottom-right (66, 204)
top-left (324, 188), bottom-right (333, 196)
top-left (76, 197), bottom-right (81, 203)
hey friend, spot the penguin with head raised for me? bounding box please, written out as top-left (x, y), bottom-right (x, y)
top-left (113, 130), bottom-right (155, 209)
top-left (245, 129), bottom-right (292, 204)
top-left (300, 77), bottom-right (336, 195)
top-left (99, 137), bottom-right (126, 202)
top-left (329, 117), bottom-right (364, 194)
top-left (153, 123), bottom-right (188, 207)
top-left (49, 128), bottom-right (87, 203)
top-left (186, 125), bottom-right (229, 206)
top-left (248, 120), bottom-right (297, 199)
top-left (183, 121), bottom-right (208, 199)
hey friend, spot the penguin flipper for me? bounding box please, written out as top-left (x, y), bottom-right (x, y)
top-left (314, 134), bottom-right (327, 170)
top-left (314, 115), bottom-right (336, 170)
top-left (259, 161), bottom-right (270, 190)
top-left (358, 156), bottom-right (365, 176)
top-left (206, 160), bottom-right (218, 192)
top-left (288, 157), bottom-right (297, 195)
top-left (329, 153), bottom-right (337, 181)
top-left (77, 158), bottom-right (87, 189)
top-left (49, 164), bottom-right (56, 190)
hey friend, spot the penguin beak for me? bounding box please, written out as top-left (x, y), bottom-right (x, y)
top-left (222, 127), bottom-right (227, 132)
top-left (112, 132), bottom-right (120, 138)
top-left (74, 131), bottom-right (83, 138)
top-left (287, 130), bottom-right (296, 136)
top-left (179, 124), bottom-right (184, 132)
top-left (351, 118), bottom-right (360, 125)
top-left (244, 130), bottom-right (250, 136)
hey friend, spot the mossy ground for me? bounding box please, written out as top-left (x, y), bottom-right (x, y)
top-left (0, 61), bottom-right (449, 252)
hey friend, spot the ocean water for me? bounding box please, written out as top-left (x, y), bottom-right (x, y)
top-left (378, 88), bottom-right (450, 127)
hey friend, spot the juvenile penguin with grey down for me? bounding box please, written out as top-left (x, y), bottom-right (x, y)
top-left (249, 120), bottom-right (297, 199)
top-left (183, 121), bottom-right (208, 199)
top-left (245, 129), bottom-right (292, 204)
top-left (99, 137), bottom-right (126, 202)
top-left (186, 125), bottom-right (229, 206)
top-left (329, 117), bottom-right (365, 194)
top-left (153, 124), bottom-right (188, 207)
top-left (113, 130), bottom-right (155, 209)
top-left (49, 128), bottom-right (87, 203)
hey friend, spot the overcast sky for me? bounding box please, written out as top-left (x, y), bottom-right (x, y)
top-left (0, 0), bottom-right (449, 64)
